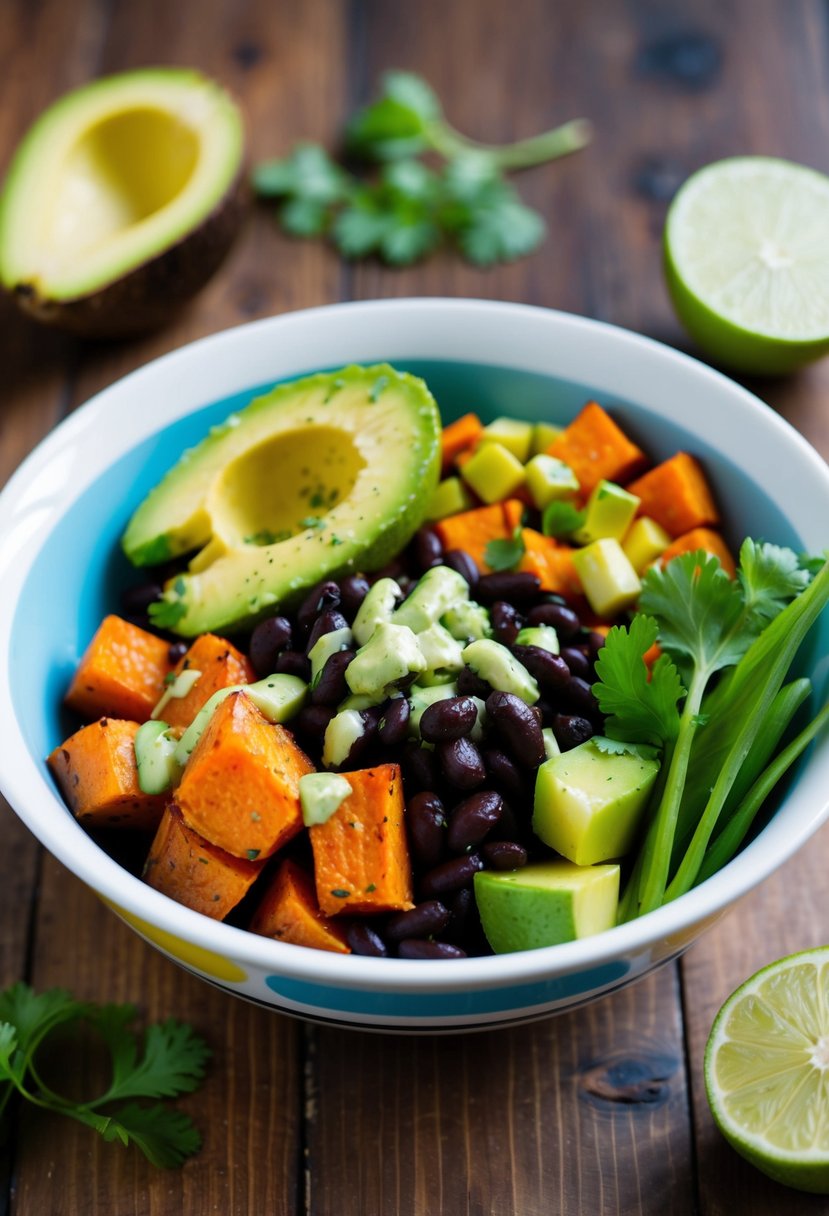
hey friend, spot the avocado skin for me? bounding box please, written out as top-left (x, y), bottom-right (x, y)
top-left (11, 174), bottom-right (248, 339)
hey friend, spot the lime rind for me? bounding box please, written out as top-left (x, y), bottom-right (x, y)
top-left (705, 945), bottom-right (829, 1192)
top-left (665, 157), bottom-right (829, 374)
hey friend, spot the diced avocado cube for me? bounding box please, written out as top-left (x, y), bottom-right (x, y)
top-left (442, 600), bottom-right (492, 643)
top-left (524, 454), bottom-right (580, 509)
top-left (622, 516), bottom-right (672, 573)
top-left (338, 692), bottom-right (387, 711)
top-left (462, 639), bottom-right (539, 704)
top-left (415, 622), bottom-right (465, 680)
top-left (345, 622), bottom-right (425, 696)
top-left (571, 538), bottom-right (641, 618)
top-left (134, 720), bottom-right (181, 795)
top-left (480, 416), bottom-right (534, 462)
top-left (425, 476), bottom-right (475, 522)
top-left (474, 860), bottom-right (620, 952)
top-left (461, 441), bottom-right (525, 504)
top-left (308, 625), bottom-right (353, 680)
top-left (515, 624), bottom-right (560, 655)
top-left (532, 737), bottom-right (660, 865)
top-left (352, 577), bottom-right (402, 646)
top-left (573, 480), bottom-right (640, 545)
top-left (393, 565), bottom-right (469, 633)
top-left (244, 673), bottom-right (308, 723)
top-left (530, 420), bottom-right (564, 456)
top-left (323, 709), bottom-right (367, 768)
top-left (541, 727), bottom-right (560, 760)
top-left (299, 772), bottom-right (353, 827)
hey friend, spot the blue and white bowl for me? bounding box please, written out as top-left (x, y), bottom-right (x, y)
top-left (1, 298), bottom-right (828, 1032)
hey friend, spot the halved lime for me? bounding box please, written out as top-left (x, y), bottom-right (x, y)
top-left (705, 946), bottom-right (829, 1193)
top-left (665, 157), bottom-right (829, 374)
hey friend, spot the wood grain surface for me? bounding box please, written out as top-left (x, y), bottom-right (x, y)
top-left (1, 2), bottom-right (828, 1213)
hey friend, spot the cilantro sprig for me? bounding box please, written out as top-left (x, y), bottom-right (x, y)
top-left (0, 984), bottom-right (209, 1168)
top-left (593, 543), bottom-right (827, 920)
top-left (252, 70), bottom-right (591, 267)
top-left (483, 526), bottom-right (526, 572)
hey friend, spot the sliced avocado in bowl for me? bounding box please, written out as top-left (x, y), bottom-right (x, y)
top-left (0, 68), bottom-right (245, 337)
top-left (123, 364), bottom-right (442, 636)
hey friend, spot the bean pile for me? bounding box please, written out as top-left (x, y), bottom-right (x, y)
top-left (124, 525), bottom-right (606, 959)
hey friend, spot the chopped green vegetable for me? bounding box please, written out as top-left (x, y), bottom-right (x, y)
top-left (541, 500), bottom-right (586, 538)
top-left (484, 528), bottom-right (526, 572)
top-left (0, 983), bottom-right (209, 1168)
top-left (252, 70), bottom-right (590, 267)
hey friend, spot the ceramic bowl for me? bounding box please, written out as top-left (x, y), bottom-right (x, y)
top-left (1, 298), bottom-right (828, 1032)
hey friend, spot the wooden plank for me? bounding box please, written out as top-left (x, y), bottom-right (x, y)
top-left (308, 966), bottom-right (693, 1215)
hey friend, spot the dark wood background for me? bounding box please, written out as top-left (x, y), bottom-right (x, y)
top-left (2, 1), bottom-right (829, 1212)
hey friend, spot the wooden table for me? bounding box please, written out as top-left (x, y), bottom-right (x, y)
top-left (1, 1), bottom-right (828, 1212)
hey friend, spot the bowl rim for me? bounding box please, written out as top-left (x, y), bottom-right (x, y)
top-left (1, 296), bottom-right (828, 992)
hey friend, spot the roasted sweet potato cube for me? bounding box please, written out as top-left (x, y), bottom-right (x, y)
top-left (175, 691), bottom-right (311, 860)
top-left (48, 717), bottom-right (166, 831)
top-left (143, 804), bottom-right (264, 919)
top-left (434, 500), bottom-right (525, 573)
top-left (161, 632), bottom-right (254, 730)
top-left (518, 528), bottom-right (583, 600)
top-left (661, 527), bottom-right (736, 577)
top-left (250, 859), bottom-right (351, 954)
top-left (310, 763), bottom-right (414, 917)
top-left (547, 402), bottom-right (647, 499)
top-left (64, 615), bottom-right (173, 723)
top-left (627, 452), bottom-right (720, 538)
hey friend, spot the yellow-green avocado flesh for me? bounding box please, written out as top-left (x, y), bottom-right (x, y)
top-left (0, 68), bottom-right (245, 337)
top-left (123, 364), bottom-right (442, 636)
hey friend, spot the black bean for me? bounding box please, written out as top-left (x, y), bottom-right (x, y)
top-left (377, 697), bottom-right (410, 746)
top-left (310, 649), bottom-right (355, 706)
top-left (525, 602), bottom-right (581, 640)
top-left (412, 526), bottom-right (444, 572)
top-left (582, 629), bottom-right (607, 657)
top-left (485, 691), bottom-right (546, 769)
top-left (406, 791), bottom-right (447, 866)
top-left (305, 608), bottom-right (349, 654)
top-left (385, 900), bottom-right (451, 942)
top-left (167, 640), bottom-right (188, 664)
top-left (437, 736), bottom-right (487, 790)
top-left (347, 923), bottom-right (388, 957)
top-left (560, 646), bottom-right (592, 681)
top-left (420, 696), bottom-right (478, 744)
top-left (397, 940), bottom-right (468, 960)
top-left (419, 853), bottom-right (484, 898)
top-left (339, 709), bottom-right (379, 768)
top-left (120, 581), bottom-right (163, 616)
top-left (483, 748), bottom-right (527, 802)
top-left (510, 644), bottom-right (571, 694)
top-left (249, 615), bottom-right (293, 676)
top-left (534, 698), bottom-right (556, 727)
top-left (563, 675), bottom-right (598, 717)
top-left (447, 790), bottom-right (503, 852)
top-left (371, 556), bottom-right (409, 583)
top-left (553, 713), bottom-right (595, 751)
top-left (338, 574), bottom-right (371, 620)
top-left (293, 703), bottom-right (335, 743)
top-left (274, 649), bottom-right (311, 681)
top-left (457, 666), bottom-right (492, 699)
top-left (538, 592), bottom-right (568, 606)
top-left (443, 886), bottom-right (477, 946)
top-left (490, 600), bottom-right (523, 646)
top-left (476, 571), bottom-right (541, 605)
top-left (297, 580), bottom-right (341, 636)
top-left (401, 741), bottom-right (440, 792)
top-left (481, 840), bottom-right (528, 870)
top-left (442, 548), bottom-right (479, 587)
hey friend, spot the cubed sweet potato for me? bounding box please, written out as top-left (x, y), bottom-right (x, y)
top-left (627, 452), bottom-right (720, 538)
top-left (518, 528), bottom-right (584, 600)
top-left (175, 691), bottom-right (311, 860)
top-left (546, 402), bottom-right (647, 499)
top-left (143, 804), bottom-right (264, 919)
top-left (162, 633), bottom-right (254, 730)
top-left (48, 717), bottom-right (166, 831)
top-left (249, 859), bottom-right (351, 954)
top-left (434, 500), bottom-right (525, 572)
top-left (660, 526), bottom-right (736, 577)
top-left (310, 763), bottom-right (414, 917)
top-left (64, 615), bottom-right (173, 724)
top-left (440, 413), bottom-right (484, 474)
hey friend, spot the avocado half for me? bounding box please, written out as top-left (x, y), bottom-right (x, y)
top-left (123, 364), bottom-right (442, 636)
top-left (0, 68), bottom-right (245, 338)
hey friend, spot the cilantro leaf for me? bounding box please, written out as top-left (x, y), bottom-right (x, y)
top-left (737, 539), bottom-right (811, 629)
top-left (484, 528), bottom-right (526, 572)
top-left (593, 615), bottom-right (684, 748)
top-left (252, 143), bottom-right (351, 205)
top-left (148, 596), bottom-right (188, 630)
top-left (542, 500), bottom-right (586, 538)
top-left (640, 551), bottom-right (745, 676)
top-left (0, 982), bottom-right (209, 1169)
top-left (345, 71), bottom-right (441, 161)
